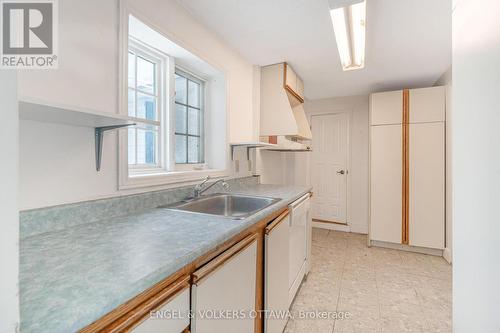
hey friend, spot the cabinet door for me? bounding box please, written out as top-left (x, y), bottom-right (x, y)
top-left (265, 214), bottom-right (290, 333)
top-left (284, 63), bottom-right (297, 93)
top-left (370, 124), bottom-right (403, 244)
top-left (131, 281), bottom-right (190, 333)
top-left (409, 122), bottom-right (445, 249)
top-left (191, 235), bottom-right (257, 333)
top-left (296, 77), bottom-right (304, 100)
top-left (370, 91), bottom-right (403, 125)
top-left (409, 86), bottom-right (445, 123)
top-left (288, 194), bottom-right (309, 305)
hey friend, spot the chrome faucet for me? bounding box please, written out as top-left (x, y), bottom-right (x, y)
top-left (193, 176), bottom-right (230, 198)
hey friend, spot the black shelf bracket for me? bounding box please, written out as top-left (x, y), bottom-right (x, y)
top-left (95, 124), bottom-right (135, 171)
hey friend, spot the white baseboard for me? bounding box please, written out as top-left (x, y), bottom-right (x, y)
top-left (369, 240), bottom-right (444, 256)
top-left (312, 221), bottom-right (351, 232)
top-left (443, 247), bottom-right (452, 264)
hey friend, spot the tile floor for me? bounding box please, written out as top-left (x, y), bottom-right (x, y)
top-left (284, 228), bottom-right (452, 333)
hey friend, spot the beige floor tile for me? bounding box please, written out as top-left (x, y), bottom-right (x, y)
top-left (286, 230), bottom-right (451, 333)
top-left (284, 317), bottom-right (335, 333)
top-left (380, 303), bottom-right (426, 333)
top-left (312, 227), bottom-right (330, 239)
top-left (334, 302), bottom-right (380, 333)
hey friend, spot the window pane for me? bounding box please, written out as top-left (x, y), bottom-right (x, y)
top-left (137, 93), bottom-right (156, 120)
top-left (175, 135), bottom-right (187, 164)
top-left (175, 104), bottom-right (187, 134)
top-left (175, 74), bottom-right (187, 104)
top-left (145, 130), bottom-right (156, 164)
top-left (136, 56), bottom-right (155, 94)
top-left (136, 128), bottom-right (157, 165)
top-left (188, 136), bottom-right (200, 163)
top-left (128, 52), bottom-right (135, 88)
top-left (188, 107), bottom-right (200, 135)
top-left (128, 88), bottom-right (135, 117)
top-left (128, 128), bottom-right (136, 164)
top-left (188, 80), bottom-right (200, 108)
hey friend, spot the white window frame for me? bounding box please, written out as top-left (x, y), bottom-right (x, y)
top-left (127, 39), bottom-right (166, 173)
top-left (118, 6), bottom-right (228, 190)
top-left (174, 67), bottom-right (206, 169)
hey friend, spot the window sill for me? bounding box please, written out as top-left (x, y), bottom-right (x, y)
top-left (119, 168), bottom-right (228, 190)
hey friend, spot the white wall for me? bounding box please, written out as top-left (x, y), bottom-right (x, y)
top-left (18, 0), bottom-right (257, 209)
top-left (0, 71), bottom-right (19, 333)
top-left (453, 0), bottom-right (500, 331)
top-left (435, 67), bottom-right (453, 263)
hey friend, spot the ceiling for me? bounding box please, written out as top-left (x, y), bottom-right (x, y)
top-left (177, 0), bottom-right (451, 100)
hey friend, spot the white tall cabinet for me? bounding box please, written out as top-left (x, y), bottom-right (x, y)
top-left (369, 86), bottom-right (445, 250)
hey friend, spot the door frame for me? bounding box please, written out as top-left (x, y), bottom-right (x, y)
top-left (308, 111), bottom-right (351, 226)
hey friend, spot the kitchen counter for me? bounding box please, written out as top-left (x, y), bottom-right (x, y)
top-left (20, 183), bottom-right (312, 333)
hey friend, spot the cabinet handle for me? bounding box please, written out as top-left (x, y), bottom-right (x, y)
top-left (336, 170), bottom-right (345, 175)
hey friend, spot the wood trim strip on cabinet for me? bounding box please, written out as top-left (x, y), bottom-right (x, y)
top-left (285, 86), bottom-right (305, 103)
top-left (80, 275), bottom-right (190, 333)
top-left (283, 62), bottom-right (305, 104)
top-left (80, 206), bottom-right (287, 333)
top-left (265, 210), bottom-right (290, 235)
top-left (192, 233), bottom-right (258, 285)
top-left (402, 89), bottom-right (410, 245)
top-left (119, 276), bottom-right (190, 333)
top-left (254, 229), bottom-right (264, 333)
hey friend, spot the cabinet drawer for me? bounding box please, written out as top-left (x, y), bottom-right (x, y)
top-left (130, 286), bottom-right (190, 333)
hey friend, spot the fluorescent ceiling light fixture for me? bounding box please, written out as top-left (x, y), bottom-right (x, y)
top-left (330, 0), bottom-right (366, 71)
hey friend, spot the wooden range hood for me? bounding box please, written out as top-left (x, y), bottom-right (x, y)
top-left (260, 63), bottom-right (312, 141)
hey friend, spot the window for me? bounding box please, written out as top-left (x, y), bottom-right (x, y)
top-left (127, 42), bottom-right (164, 170)
top-left (120, 13), bottom-right (228, 189)
top-left (174, 70), bottom-right (204, 164)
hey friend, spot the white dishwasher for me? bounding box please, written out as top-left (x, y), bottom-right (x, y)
top-left (288, 193), bottom-right (311, 306)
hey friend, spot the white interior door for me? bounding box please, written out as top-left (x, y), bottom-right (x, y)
top-left (310, 113), bottom-right (348, 223)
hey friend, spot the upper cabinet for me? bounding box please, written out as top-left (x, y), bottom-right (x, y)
top-left (260, 63), bottom-right (312, 140)
top-left (284, 63), bottom-right (305, 103)
top-left (370, 87), bottom-right (446, 126)
top-left (409, 86), bottom-right (445, 123)
top-left (369, 90), bottom-right (403, 125)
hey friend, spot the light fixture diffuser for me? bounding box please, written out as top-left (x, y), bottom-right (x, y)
top-left (330, 0), bottom-right (366, 71)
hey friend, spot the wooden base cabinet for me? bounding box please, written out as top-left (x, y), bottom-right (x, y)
top-left (191, 235), bottom-right (258, 333)
top-left (264, 212), bottom-right (290, 333)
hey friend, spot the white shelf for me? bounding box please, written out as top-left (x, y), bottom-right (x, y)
top-left (229, 141), bottom-right (277, 148)
top-left (264, 148), bottom-right (312, 152)
top-left (18, 96), bottom-right (135, 128)
top-left (229, 142), bottom-right (277, 160)
top-left (18, 96), bottom-right (136, 172)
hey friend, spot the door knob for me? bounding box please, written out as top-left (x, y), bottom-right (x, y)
top-left (337, 170), bottom-right (345, 175)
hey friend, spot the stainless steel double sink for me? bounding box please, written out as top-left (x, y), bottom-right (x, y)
top-left (158, 193), bottom-right (280, 219)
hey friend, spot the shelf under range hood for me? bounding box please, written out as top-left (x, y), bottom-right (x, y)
top-left (260, 136), bottom-right (312, 152)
